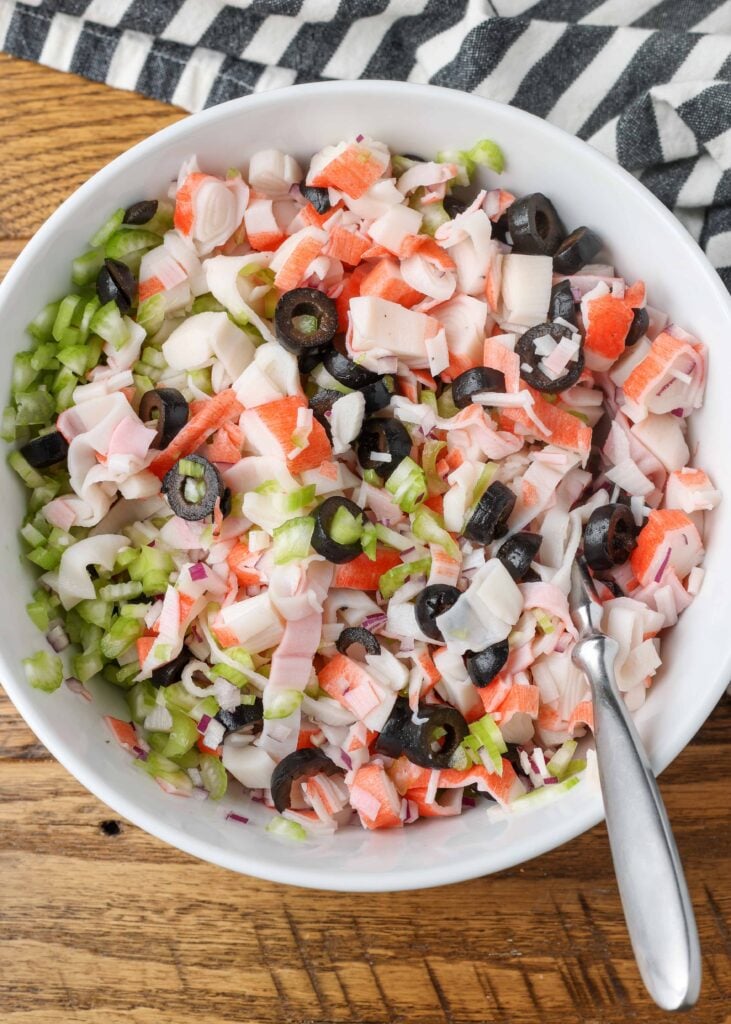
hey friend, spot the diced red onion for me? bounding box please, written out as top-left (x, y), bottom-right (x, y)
top-left (47, 621), bottom-right (69, 652)
top-left (64, 676), bottom-right (92, 701)
top-left (189, 562), bottom-right (208, 581)
top-left (654, 546), bottom-right (672, 583)
top-left (671, 408), bottom-right (684, 417)
top-left (340, 750), bottom-right (352, 769)
top-left (355, 133), bottom-right (364, 143)
top-left (197, 714), bottom-right (212, 735)
top-left (132, 745), bottom-right (149, 761)
top-left (463, 796), bottom-right (477, 808)
top-left (226, 811), bottom-right (250, 824)
top-left (361, 612), bottom-right (387, 633)
top-left (543, 776), bottom-right (559, 785)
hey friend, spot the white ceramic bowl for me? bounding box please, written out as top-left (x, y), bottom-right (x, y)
top-left (1, 82), bottom-right (729, 892)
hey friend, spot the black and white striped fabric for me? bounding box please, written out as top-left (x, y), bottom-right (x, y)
top-left (2, 0), bottom-right (731, 288)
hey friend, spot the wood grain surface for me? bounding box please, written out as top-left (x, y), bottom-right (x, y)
top-left (0, 54), bottom-right (729, 1024)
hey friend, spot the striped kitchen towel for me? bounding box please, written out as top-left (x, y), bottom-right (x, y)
top-left (2, 0), bottom-right (730, 288)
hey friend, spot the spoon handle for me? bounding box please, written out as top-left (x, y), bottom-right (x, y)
top-left (572, 633), bottom-right (701, 1011)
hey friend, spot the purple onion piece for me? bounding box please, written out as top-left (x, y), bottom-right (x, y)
top-left (226, 812), bottom-right (250, 824)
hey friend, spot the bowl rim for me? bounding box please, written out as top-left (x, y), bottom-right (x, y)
top-left (2, 79), bottom-right (730, 892)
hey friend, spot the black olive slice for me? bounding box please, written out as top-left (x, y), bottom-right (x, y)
top-left (123, 200), bottom-right (159, 225)
top-left (465, 639), bottom-right (510, 687)
top-left (625, 306), bottom-right (649, 348)
top-left (162, 454), bottom-right (225, 521)
top-left (516, 322), bottom-right (584, 394)
top-left (19, 430), bottom-right (68, 469)
top-left (299, 184), bottom-right (331, 214)
top-left (583, 503), bottom-right (638, 571)
top-left (139, 388), bottom-right (189, 449)
top-left (507, 193), bottom-right (566, 257)
top-left (444, 194), bottom-right (468, 219)
top-left (452, 366), bottom-right (506, 409)
top-left (585, 410), bottom-right (613, 477)
top-left (548, 281), bottom-right (577, 325)
top-left (270, 748), bottom-right (341, 813)
top-left (336, 626), bottom-right (381, 658)
top-left (150, 645), bottom-right (193, 688)
top-left (311, 496), bottom-right (367, 564)
top-left (324, 346), bottom-right (380, 390)
top-left (497, 532), bottom-right (542, 582)
top-left (274, 288), bottom-right (338, 356)
top-left (415, 584), bottom-right (461, 642)
top-left (491, 212), bottom-right (510, 245)
top-left (552, 226), bottom-right (603, 275)
top-left (308, 387), bottom-right (340, 436)
top-left (361, 375), bottom-right (395, 413)
top-left (464, 481), bottom-right (516, 545)
top-left (375, 697), bottom-right (468, 769)
top-left (215, 697), bottom-right (264, 733)
top-left (96, 258), bottom-right (137, 314)
top-left (357, 417), bottom-right (412, 480)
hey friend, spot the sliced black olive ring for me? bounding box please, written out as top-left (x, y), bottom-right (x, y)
top-left (465, 639), bottom-right (510, 688)
top-left (96, 257), bottom-right (137, 314)
top-left (361, 375), bottom-right (395, 413)
top-left (150, 646), bottom-right (193, 688)
top-left (336, 626), bottom-right (381, 658)
top-left (444, 194), bottom-right (468, 219)
top-left (548, 280), bottom-right (577, 326)
top-left (464, 480), bottom-right (516, 545)
top-left (507, 193), bottom-right (566, 257)
top-left (139, 387), bottom-right (189, 449)
top-left (299, 184), bottom-right (331, 214)
top-left (356, 417), bottom-right (412, 480)
top-left (516, 322), bottom-right (585, 394)
top-left (123, 199), bottom-right (159, 225)
top-left (271, 748), bottom-right (342, 813)
top-left (162, 454), bottom-right (225, 521)
top-left (552, 226), bottom-right (603, 276)
top-left (497, 532), bottom-right (542, 582)
top-left (452, 366), bottom-right (506, 409)
top-left (215, 697), bottom-right (264, 733)
top-left (583, 503), bottom-right (638, 571)
top-left (625, 306), bottom-right (649, 348)
top-left (415, 584), bottom-right (462, 642)
top-left (19, 430), bottom-right (68, 469)
top-left (324, 346), bottom-right (381, 390)
top-left (274, 288), bottom-right (338, 358)
top-left (375, 697), bottom-right (468, 769)
top-left (311, 496), bottom-right (367, 564)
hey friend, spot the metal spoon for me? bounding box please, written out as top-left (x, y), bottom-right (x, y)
top-left (569, 556), bottom-right (701, 1010)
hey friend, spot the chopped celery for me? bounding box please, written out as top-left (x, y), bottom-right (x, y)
top-left (409, 189), bottom-right (450, 236)
top-left (436, 385), bottom-right (458, 419)
top-left (513, 775), bottom-right (580, 809)
top-left (292, 314), bottom-right (319, 335)
top-left (329, 504), bottom-right (363, 545)
top-left (436, 137), bottom-right (504, 184)
top-left (98, 580), bottom-right (144, 602)
top-left (15, 390), bottom-right (55, 427)
top-left (374, 523), bottom-right (414, 552)
top-left (360, 521), bottom-right (378, 561)
top-left (1, 407), bottom-right (16, 442)
top-left (263, 689), bottom-right (303, 720)
top-left (211, 663), bottom-right (249, 688)
top-left (23, 650), bottom-right (63, 693)
top-left (385, 456), bottom-right (426, 513)
top-left (191, 292), bottom-right (225, 314)
top-left (310, 362), bottom-right (353, 395)
top-left (172, 748), bottom-right (201, 769)
top-left (27, 545), bottom-right (61, 571)
top-left (26, 597), bottom-right (51, 632)
top-left (391, 153), bottom-right (420, 176)
top-left (72, 649), bottom-right (104, 683)
top-left (90, 300), bottom-right (130, 348)
top-left (77, 597), bottom-right (113, 629)
top-left (564, 758), bottom-right (587, 779)
top-left (30, 342), bottom-right (59, 373)
top-left (468, 713), bottom-right (507, 774)
top-left (200, 754), bottom-right (228, 799)
top-left (422, 439), bottom-right (447, 495)
top-left (89, 208), bottom-right (125, 248)
top-left (229, 647), bottom-right (255, 669)
top-left (158, 710), bottom-right (199, 758)
top-left (137, 294), bottom-right (166, 335)
top-left (71, 249), bottom-right (104, 286)
top-left (104, 227), bottom-right (161, 262)
top-left (57, 344), bottom-right (89, 377)
top-left (51, 366), bottom-right (78, 413)
top-left (472, 461), bottom-right (498, 506)
top-left (20, 521), bottom-right (46, 548)
top-left (379, 556), bottom-right (431, 599)
top-left (127, 680), bottom-right (157, 724)
top-left (84, 334), bottom-right (104, 372)
top-left (27, 480), bottom-right (60, 515)
top-left (12, 352), bottom-right (38, 395)
top-left (535, 611), bottom-right (555, 635)
top-left (138, 752), bottom-right (193, 793)
top-left (283, 484), bottom-right (316, 513)
top-left (27, 301), bottom-right (62, 343)
top-left (363, 469), bottom-right (383, 487)
top-left (546, 739), bottom-right (578, 780)
top-left (119, 601), bottom-right (149, 620)
top-left (179, 457), bottom-right (205, 479)
top-left (272, 516), bottom-right (314, 565)
top-left (410, 506), bottom-right (460, 559)
top-left (265, 816), bottom-right (306, 841)
top-left (52, 295), bottom-right (82, 343)
top-left (140, 346), bottom-right (166, 370)
top-left (128, 546), bottom-right (173, 583)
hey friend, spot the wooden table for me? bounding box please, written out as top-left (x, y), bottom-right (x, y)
top-left (1, 53), bottom-right (729, 1024)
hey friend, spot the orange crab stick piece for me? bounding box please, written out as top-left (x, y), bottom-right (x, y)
top-left (500, 385), bottom-right (592, 458)
top-left (494, 683), bottom-right (540, 723)
top-left (227, 541), bottom-right (262, 587)
top-left (583, 293), bottom-right (634, 369)
top-left (241, 395), bottom-right (332, 474)
top-left (348, 762), bottom-right (403, 829)
top-left (387, 755), bottom-right (433, 795)
top-left (104, 716), bottom-right (139, 752)
top-left (439, 759), bottom-right (522, 806)
top-left (629, 508), bottom-right (703, 586)
top-left (148, 389), bottom-right (244, 479)
top-left (407, 787), bottom-right (463, 818)
top-left (174, 172), bottom-right (210, 235)
top-left (483, 336), bottom-right (521, 393)
top-left (326, 225), bottom-right (371, 266)
top-left (568, 700), bottom-right (594, 735)
top-left (359, 257), bottom-right (424, 308)
top-left (332, 548), bottom-right (402, 590)
top-left (310, 144), bottom-right (385, 199)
